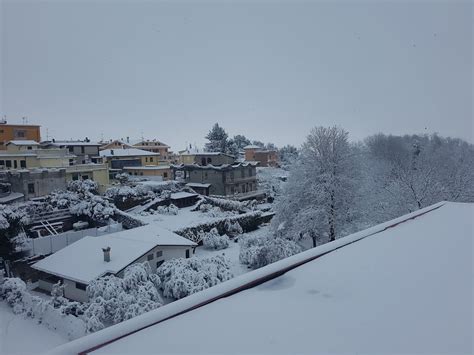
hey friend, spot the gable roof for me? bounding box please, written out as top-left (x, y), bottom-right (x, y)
top-left (32, 224), bottom-right (196, 284)
top-left (6, 140), bottom-right (39, 146)
top-left (44, 140), bottom-right (101, 147)
top-left (51, 202), bottom-right (474, 354)
top-left (99, 148), bottom-right (160, 157)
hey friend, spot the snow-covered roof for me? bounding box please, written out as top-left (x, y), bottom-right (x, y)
top-left (51, 202), bottom-right (474, 354)
top-left (33, 224), bottom-right (196, 284)
top-left (6, 140), bottom-right (39, 146)
top-left (123, 165), bottom-right (171, 170)
top-left (185, 183), bottom-right (211, 188)
top-left (172, 161), bottom-right (259, 171)
top-left (45, 141), bottom-right (101, 147)
top-left (99, 148), bottom-right (160, 157)
top-left (180, 151), bottom-right (233, 157)
top-left (0, 192), bottom-right (24, 203)
top-left (170, 192), bottom-right (198, 200)
top-left (243, 144), bottom-right (261, 149)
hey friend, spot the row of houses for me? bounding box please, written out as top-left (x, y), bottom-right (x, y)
top-left (0, 120), bottom-right (278, 202)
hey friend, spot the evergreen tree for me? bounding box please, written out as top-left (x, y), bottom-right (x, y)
top-left (205, 123), bottom-right (229, 153)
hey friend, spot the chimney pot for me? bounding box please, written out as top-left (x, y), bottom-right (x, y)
top-left (102, 246), bottom-right (111, 262)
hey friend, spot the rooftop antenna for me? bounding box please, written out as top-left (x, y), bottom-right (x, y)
top-left (1, 115), bottom-right (6, 124)
top-left (141, 131), bottom-right (144, 142)
top-left (22, 116), bottom-right (27, 125)
top-left (46, 128), bottom-right (49, 141)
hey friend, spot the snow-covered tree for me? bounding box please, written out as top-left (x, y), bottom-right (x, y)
top-left (201, 228), bottom-right (230, 250)
top-left (0, 204), bottom-right (29, 259)
top-left (205, 123), bottom-right (229, 153)
top-left (85, 262), bottom-right (162, 329)
top-left (224, 219), bottom-right (243, 237)
top-left (156, 255), bottom-right (233, 299)
top-left (69, 195), bottom-right (116, 223)
top-left (232, 134), bottom-right (251, 150)
top-left (279, 145), bottom-right (299, 165)
top-left (239, 234), bottom-right (302, 269)
top-left (272, 126), bottom-right (359, 245)
top-left (67, 179), bottom-right (98, 195)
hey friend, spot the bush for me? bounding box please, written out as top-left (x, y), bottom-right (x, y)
top-left (201, 228), bottom-right (230, 250)
top-left (156, 204), bottom-right (179, 215)
top-left (175, 211), bottom-right (263, 242)
top-left (85, 263), bottom-right (162, 330)
top-left (67, 179), bottom-right (98, 195)
top-left (239, 234), bottom-right (302, 269)
top-left (224, 219), bottom-right (243, 236)
top-left (156, 255), bottom-right (233, 299)
top-left (0, 277), bottom-right (87, 339)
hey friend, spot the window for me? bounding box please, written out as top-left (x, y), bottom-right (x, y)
top-left (185, 249), bottom-right (190, 258)
top-left (147, 253), bottom-right (154, 261)
top-left (13, 160), bottom-right (17, 169)
top-left (20, 160), bottom-right (26, 168)
top-left (201, 157), bottom-right (206, 166)
top-left (72, 173), bottom-right (79, 181)
top-left (82, 175), bottom-right (89, 180)
top-left (163, 172), bottom-right (168, 178)
top-left (207, 157), bottom-right (212, 164)
top-left (68, 146), bottom-right (74, 153)
top-left (14, 129), bottom-right (26, 138)
top-left (145, 157), bottom-right (148, 163)
top-left (27, 146), bottom-right (32, 150)
top-left (81, 146), bottom-right (85, 154)
top-left (76, 282), bottom-right (87, 291)
top-left (149, 157), bottom-right (153, 162)
top-left (156, 250), bottom-right (163, 258)
top-left (156, 260), bottom-right (164, 268)
top-left (28, 183), bottom-right (35, 194)
top-left (0, 160), bottom-right (4, 166)
top-left (6, 160), bottom-right (11, 168)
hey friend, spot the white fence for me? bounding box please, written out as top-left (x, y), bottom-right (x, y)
top-left (27, 223), bottom-right (123, 256)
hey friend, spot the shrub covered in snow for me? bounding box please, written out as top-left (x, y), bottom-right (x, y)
top-left (85, 262), bottom-right (162, 331)
top-left (201, 228), bottom-right (230, 250)
top-left (156, 203), bottom-right (179, 215)
top-left (203, 196), bottom-right (249, 212)
top-left (176, 211), bottom-right (263, 242)
top-left (0, 277), bottom-right (87, 339)
top-left (105, 185), bottom-right (153, 202)
top-left (67, 179), bottom-right (99, 195)
top-left (224, 219), bottom-right (243, 236)
top-left (156, 255), bottom-right (233, 299)
top-left (0, 204), bottom-right (30, 259)
top-left (69, 195), bottom-right (116, 223)
top-left (239, 234), bottom-right (302, 269)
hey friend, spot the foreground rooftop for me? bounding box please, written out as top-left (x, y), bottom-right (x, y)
top-left (51, 202), bottom-right (473, 354)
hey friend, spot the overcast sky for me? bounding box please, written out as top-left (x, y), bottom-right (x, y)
top-left (1, 0), bottom-right (472, 151)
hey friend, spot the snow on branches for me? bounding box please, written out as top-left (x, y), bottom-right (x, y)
top-left (85, 262), bottom-right (162, 331)
top-left (239, 234), bottom-right (302, 269)
top-left (156, 255), bottom-right (233, 299)
top-left (201, 228), bottom-right (230, 250)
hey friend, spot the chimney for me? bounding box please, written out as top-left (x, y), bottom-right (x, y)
top-left (110, 149), bottom-right (114, 155)
top-left (126, 136), bottom-right (130, 143)
top-left (102, 246), bottom-right (111, 262)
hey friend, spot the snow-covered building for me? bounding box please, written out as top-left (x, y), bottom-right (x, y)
top-left (244, 145), bottom-right (279, 167)
top-left (51, 202), bottom-right (473, 354)
top-left (174, 162), bottom-right (259, 197)
top-left (32, 224), bottom-right (197, 302)
top-left (41, 140), bottom-right (102, 165)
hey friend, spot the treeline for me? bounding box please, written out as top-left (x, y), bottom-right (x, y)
top-left (272, 126), bottom-right (474, 247)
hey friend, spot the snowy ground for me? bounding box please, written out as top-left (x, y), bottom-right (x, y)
top-left (0, 302), bottom-right (68, 355)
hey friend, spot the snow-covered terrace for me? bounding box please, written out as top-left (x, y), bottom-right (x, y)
top-left (50, 201), bottom-right (473, 354)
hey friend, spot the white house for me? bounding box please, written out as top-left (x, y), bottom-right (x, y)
top-left (32, 224), bottom-right (196, 302)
